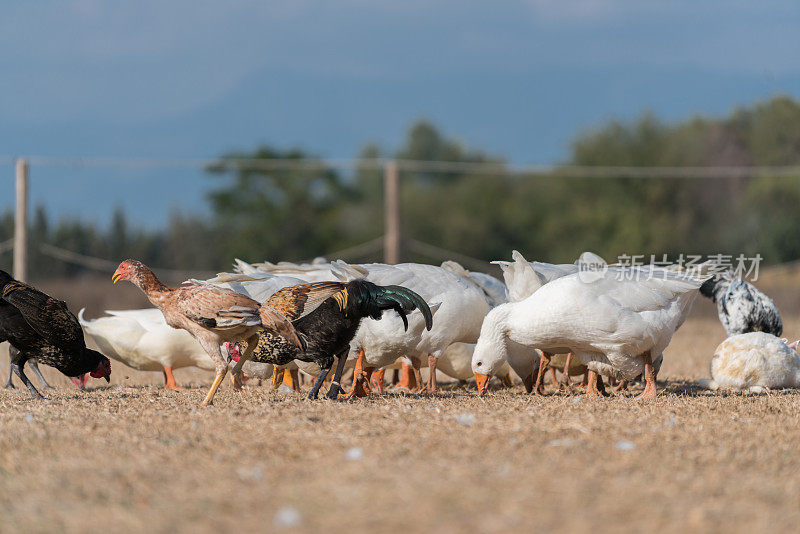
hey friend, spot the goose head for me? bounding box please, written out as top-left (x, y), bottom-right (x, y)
top-left (471, 307), bottom-right (510, 395)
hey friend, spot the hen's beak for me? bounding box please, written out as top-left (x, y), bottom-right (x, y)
top-left (474, 372), bottom-right (490, 396)
top-left (112, 268), bottom-right (123, 284)
top-left (70, 376), bottom-right (86, 390)
top-left (104, 375), bottom-right (110, 383)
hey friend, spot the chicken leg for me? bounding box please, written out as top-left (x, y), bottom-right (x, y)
top-left (326, 351), bottom-right (349, 400)
top-left (4, 361), bottom-right (14, 389)
top-left (308, 361), bottom-right (333, 400)
top-left (201, 335), bottom-right (254, 406)
top-left (5, 350), bottom-right (54, 390)
top-left (28, 359), bottom-right (55, 390)
top-left (229, 335), bottom-right (257, 393)
top-left (10, 361), bottom-right (44, 399)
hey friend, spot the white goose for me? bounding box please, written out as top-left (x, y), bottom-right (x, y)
top-left (437, 342), bottom-right (517, 387)
top-left (472, 266), bottom-right (708, 398)
top-left (493, 250), bottom-right (582, 303)
top-left (197, 270), bottom-right (309, 303)
top-left (437, 261), bottom-right (515, 390)
top-left (490, 251), bottom-right (669, 393)
top-left (234, 258), bottom-right (344, 283)
top-left (486, 250), bottom-right (604, 393)
top-left (704, 332), bottom-right (800, 392)
top-left (79, 308), bottom-right (214, 388)
top-left (440, 261), bottom-right (508, 307)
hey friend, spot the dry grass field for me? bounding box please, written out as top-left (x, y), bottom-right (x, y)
top-left (2, 270), bottom-right (800, 533)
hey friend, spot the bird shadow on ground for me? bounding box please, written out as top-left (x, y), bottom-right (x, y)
top-left (661, 379), bottom-right (800, 398)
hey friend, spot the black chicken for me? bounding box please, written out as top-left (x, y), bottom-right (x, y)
top-left (230, 279), bottom-right (432, 400)
top-left (0, 270), bottom-right (111, 398)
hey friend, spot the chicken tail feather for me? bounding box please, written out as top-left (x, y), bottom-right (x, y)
top-left (340, 280), bottom-right (432, 331)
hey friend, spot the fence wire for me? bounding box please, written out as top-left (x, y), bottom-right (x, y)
top-left (2, 156), bottom-right (798, 179)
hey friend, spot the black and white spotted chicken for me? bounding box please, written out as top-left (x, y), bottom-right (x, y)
top-left (700, 272), bottom-right (782, 337)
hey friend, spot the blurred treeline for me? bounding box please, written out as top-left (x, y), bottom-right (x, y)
top-left (1, 95), bottom-right (799, 279)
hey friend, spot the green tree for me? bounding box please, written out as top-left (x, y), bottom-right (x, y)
top-left (207, 146), bottom-right (355, 262)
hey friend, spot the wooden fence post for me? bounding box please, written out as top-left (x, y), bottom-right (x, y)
top-left (14, 158), bottom-right (28, 281)
top-left (383, 161), bottom-right (401, 264)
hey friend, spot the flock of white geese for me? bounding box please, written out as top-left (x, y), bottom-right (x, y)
top-left (76, 251), bottom-right (800, 398)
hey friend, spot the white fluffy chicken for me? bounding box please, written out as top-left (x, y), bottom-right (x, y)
top-left (79, 308), bottom-right (214, 389)
top-left (704, 332), bottom-right (800, 392)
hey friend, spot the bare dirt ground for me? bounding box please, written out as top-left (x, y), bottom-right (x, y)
top-left (1, 272), bottom-right (800, 533)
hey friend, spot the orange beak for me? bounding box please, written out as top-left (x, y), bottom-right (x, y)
top-left (112, 267), bottom-right (124, 284)
top-left (474, 372), bottom-right (490, 396)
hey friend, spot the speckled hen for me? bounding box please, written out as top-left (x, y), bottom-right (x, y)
top-left (700, 272), bottom-right (782, 337)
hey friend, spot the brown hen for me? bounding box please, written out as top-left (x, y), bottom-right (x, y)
top-left (112, 259), bottom-right (302, 405)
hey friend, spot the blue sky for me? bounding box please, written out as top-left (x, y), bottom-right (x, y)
top-left (1, 0), bottom-right (798, 226)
